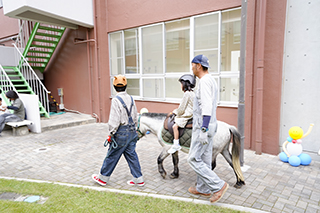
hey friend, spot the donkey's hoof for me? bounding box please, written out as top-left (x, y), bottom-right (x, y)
top-left (160, 172), bottom-right (167, 179)
top-left (233, 183), bottom-right (242, 189)
top-left (169, 173), bottom-right (179, 179)
top-left (234, 181), bottom-right (245, 188)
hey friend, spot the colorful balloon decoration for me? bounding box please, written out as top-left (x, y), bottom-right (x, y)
top-left (279, 124), bottom-right (314, 167)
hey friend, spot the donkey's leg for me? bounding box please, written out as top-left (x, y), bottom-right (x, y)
top-left (169, 151), bottom-right (179, 179)
top-left (211, 157), bottom-right (217, 170)
top-left (221, 148), bottom-right (243, 188)
top-left (157, 148), bottom-right (170, 179)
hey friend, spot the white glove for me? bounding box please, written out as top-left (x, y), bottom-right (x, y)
top-left (198, 130), bottom-right (208, 145)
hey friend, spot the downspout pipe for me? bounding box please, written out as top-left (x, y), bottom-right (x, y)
top-left (238, 0), bottom-right (247, 166)
top-left (255, 0), bottom-right (267, 154)
top-left (93, 0), bottom-right (102, 122)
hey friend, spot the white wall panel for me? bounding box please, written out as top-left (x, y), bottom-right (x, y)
top-left (280, 0), bottom-right (320, 154)
top-left (3, 0), bottom-right (93, 29)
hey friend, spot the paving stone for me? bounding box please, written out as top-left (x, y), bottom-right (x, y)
top-left (1, 113), bottom-right (320, 213)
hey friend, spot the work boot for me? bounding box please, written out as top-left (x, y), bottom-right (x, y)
top-left (188, 186), bottom-right (211, 197)
top-left (210, 182), bottom-right (229, 203)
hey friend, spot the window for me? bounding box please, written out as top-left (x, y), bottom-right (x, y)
top-left (194, 13), bottom-right (219, 73)
top-left (109, 32), bottom-right (123, 76)
top-left (109, 8), bottom-right (241, 106)
top-left (124, 29), bottom-right (139, 74)
top-left (166, 19), bottom-right (190, 73)
top-left (142, 24), bottom-right (163, 74)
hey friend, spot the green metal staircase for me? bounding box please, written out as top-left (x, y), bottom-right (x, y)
top-left (0, 22), bottom-right (66, 118)
top-left (23, 23), bottom-right (66, 72)
top-left (1, 66), bottom-right (49, 117)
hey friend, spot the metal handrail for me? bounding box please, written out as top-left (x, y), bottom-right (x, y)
top-left (12, 43), bottom-right (51, 116)
top-left (12, 43), bottom-right (49, 93)
top-left (0, 64), bottom-right (18, 93)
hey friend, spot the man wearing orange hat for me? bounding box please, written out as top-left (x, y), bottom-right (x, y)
top-left (92, 75), bottom-right (145, 186)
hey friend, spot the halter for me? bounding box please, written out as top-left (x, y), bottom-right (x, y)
top-left (136, 114), bottom-right (145, 137)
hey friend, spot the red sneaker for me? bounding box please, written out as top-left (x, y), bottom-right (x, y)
top-left (127, 180), bottom-right (145, 187)
top-left (92, 174), bottom-right (107, 186)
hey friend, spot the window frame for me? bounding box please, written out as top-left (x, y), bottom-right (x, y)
top-left (108, 7), bottom-right (241, 107)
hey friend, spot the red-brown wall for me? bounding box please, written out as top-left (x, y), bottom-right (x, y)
top-left (44, 27), bottom-right (92, 114)
top-left (107, 0), bottom-right (241, 32)
top-left (244, 0), bottom-right (287, 155)
top-left (0, 8), bottom-right (19, 40)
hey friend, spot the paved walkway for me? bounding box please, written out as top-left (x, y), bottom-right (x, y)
top-left (0, 113), bottom-right (320, 212)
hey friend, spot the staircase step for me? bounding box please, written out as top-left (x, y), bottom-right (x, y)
top-left (30, 63), bottom-right (46, 67)
top-left (28, 59), bottom-right (50, 64)
top-left (26, 55), bottom-right (51, 59)
top-left (35, 32), bottom-right (62, 38)
top-left (27, 58), bottom-right (49, 62)
top-left (33, 38), bottom-right (59, 43)
top-left (3, 70), bottom-right (17, 73)
top-left (31, 65), bottom-right (46, 69)
top-left (7, 74), bottom-right (20, 77)
top-left (38, 25), bottom-right (65, 32)
top-left (2, 66), bottom-right (15, 70)
top-left (8, 79), bottom-right (24, 82)
top-left (28, 60), bottom-right (49, 64)
top-left (27, 53), bottom-right (50, 58)
top-left (29, 50), bottom-right (53, 54)
top-left (30, 44), bottom-right (56, 49)
top-left (16, 89), bottom-right (32, 93)
top-left (12, 84), bottom-right (28, 87)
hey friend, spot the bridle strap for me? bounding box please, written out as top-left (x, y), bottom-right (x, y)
top-left (137, 114), bottom-right (144, 137)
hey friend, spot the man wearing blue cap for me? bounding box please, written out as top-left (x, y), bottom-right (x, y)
top-left (187, 54), bottom-right (229, 203)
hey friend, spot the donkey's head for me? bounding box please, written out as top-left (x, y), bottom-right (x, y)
top-left (136, 112), bottom-right (167, 139)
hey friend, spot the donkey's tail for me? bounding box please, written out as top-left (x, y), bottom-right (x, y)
top-left (230, 126), bottom-right (245, 183)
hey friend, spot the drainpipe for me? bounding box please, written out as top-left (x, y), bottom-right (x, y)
top-left (255, 0), bottom-right (267, 155)
top-left (238, 0), bottom-right (247, 166)
top-left (86, 29), bottom-right (94, 115)
top-left (93, 0), bottom-right (102, 122)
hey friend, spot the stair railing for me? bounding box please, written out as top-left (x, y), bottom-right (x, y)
top-left (0, 64), bottom-right (18, 94)
top-left (12, 43), bottom-right (50, 115)
top-left (15, 20), bottom-right (36, 49)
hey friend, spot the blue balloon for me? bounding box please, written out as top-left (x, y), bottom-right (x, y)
top-left (279, 152), bottom-right (289, 162)
top-left (299, 153), bottom-right (312, 166)
top-left (288, 155), bottom-right (301, 167)
top-left (287, 137), bottom-right (293, 142)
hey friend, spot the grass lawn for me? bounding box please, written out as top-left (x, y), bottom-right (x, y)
top-left (0, 179), bottom-right (246, 213)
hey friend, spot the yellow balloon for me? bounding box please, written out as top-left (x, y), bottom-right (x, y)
top-left (288, 126), bottom-right (304, 139)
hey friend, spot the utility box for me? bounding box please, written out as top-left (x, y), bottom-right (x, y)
top-left (58, 88), bottom-right (63, 96)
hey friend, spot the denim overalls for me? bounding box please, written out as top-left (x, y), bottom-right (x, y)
top-left (99, 96), bottom-right (143, 182)
top-left (187, 74), bottom-right (225, 194)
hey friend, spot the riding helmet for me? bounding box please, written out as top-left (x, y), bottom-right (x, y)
top-left (179, 74), bottom-right (196, 88)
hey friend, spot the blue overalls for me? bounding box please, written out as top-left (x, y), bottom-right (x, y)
top-left (99, 96), bottom-right (143, 183)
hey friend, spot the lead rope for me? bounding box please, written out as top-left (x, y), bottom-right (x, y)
top-left (104, 137), bottom-right (118, 157)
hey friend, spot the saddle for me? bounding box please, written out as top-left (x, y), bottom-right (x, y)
top-left (161, 113), bottom-right (193, 148)
top-left (163, 113), bottom-right (192, 137)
